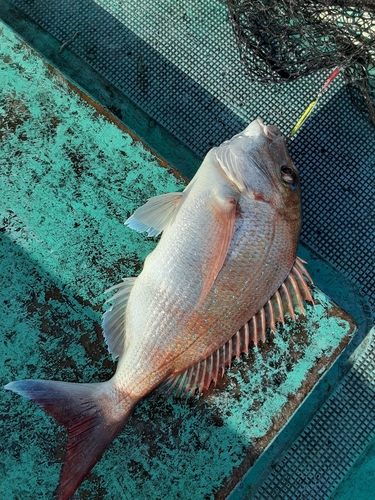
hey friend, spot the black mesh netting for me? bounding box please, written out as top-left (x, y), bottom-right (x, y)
top-left (227, 0), bottom-right (375, 125)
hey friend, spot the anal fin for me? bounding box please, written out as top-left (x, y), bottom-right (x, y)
top-left (160, 257), bottom-right (314, 398)
top-left (102, 277), bottom-right (137, 359)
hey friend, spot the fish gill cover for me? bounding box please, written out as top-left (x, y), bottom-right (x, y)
top-left (227, 0), bottom-right (375, 126)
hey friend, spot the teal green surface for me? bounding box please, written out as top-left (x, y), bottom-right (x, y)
top-left (0, 22), bottom-right (353, 499)
top-left (333, 435), bottom-right (375, 500)
top-left (0, 0), bottom-right (202, 179)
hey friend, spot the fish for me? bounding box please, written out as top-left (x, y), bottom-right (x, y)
top-left (5, 117), bottom-right (313, 499)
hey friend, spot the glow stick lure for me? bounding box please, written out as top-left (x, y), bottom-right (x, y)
top-left (289, 68), bottom-right (341, 138)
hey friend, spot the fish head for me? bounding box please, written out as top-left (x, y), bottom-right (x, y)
top-left (214, 118), bottom-right (301, 217)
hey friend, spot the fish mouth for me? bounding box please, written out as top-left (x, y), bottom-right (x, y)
top-left (215, 117), bottom-right (283, 193)
top-left (243, 118), bottom-right (283, 188)
top-left (244, 117), bottom-right (282, 141)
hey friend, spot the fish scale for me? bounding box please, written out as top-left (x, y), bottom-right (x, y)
top-left (179, 210), bottom-right (295, 364)
top-left (121, 191), bottom-right (237, 387)
top-left (161, 258), bottom-right (314, 398)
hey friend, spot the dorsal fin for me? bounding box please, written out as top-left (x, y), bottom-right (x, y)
top-left (102, 277), bottom-right (137, 359)
top-left (160, 257), bottom-right (314, 398)
top-left (125, 192), bottom-right (183, 237)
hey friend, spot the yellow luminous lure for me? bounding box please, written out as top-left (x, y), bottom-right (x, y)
top-left (289, 68), bottom-right (341, 138)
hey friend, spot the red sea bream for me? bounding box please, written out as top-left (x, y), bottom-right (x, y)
top-left (5, 118), bottom-right (313, 499)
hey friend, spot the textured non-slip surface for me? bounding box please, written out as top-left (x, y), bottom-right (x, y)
top-left (251, 329), bottom-right (375, 500)
top-left (7, 0), bottom-right (375, 316)
top-left (6, 0), bottom-right (331, 157)
top-left (0, 22), bottom-right (356, 500)
top-left (2, 2), bottom-right (375, 499)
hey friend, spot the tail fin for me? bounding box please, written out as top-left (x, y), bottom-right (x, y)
top-left (5, 379), bottom-right (136, 500)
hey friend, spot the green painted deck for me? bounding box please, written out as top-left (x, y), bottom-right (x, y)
top-left (0, 22), bottom-right (358, 499)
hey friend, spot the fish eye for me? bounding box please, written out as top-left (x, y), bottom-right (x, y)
top-left (281, 166), bottom-right (297, 189)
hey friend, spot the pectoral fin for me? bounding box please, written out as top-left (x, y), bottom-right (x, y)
top-left (196, 194), bottom-right (237, 306)
top-left (125, 192), bottom-right (183, 237)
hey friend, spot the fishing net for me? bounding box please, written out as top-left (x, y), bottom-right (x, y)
top-left (227, 0), bottom-right (375, 125)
